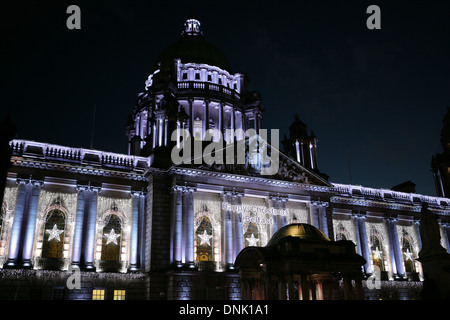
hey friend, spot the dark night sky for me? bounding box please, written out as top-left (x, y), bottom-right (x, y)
top-left (1, 0), bottom-right (449, 197)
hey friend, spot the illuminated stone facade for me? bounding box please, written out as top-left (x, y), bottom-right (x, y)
top-left (1, 16), bottom-right (450, 300)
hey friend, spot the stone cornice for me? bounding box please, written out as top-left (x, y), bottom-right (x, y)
top-left (171, 167), bottom-right (332, 193)
top-left (10, 139), bottom-right (150, 181)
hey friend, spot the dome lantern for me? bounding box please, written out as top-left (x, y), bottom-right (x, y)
top-left (182, 18), bottom-right (203, 37)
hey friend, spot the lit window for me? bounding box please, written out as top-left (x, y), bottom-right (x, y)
top-left (114, 290), bottom-right (126, 300)
top-left (402, 237), bottom-right (415, 273)
top-left (193, 120), bottom-right (203, 141)
top-left (92, 289), bottom-right (105, 300)
top-left (42, 210), bottom-right (66, 259)
top-left (244, 223), bottom-right (260, 247)
top-left (370, 235), bottom-right (385, 271)
top-left (101, 214), bottom-right (122, 261)
top-left (195, 216), bottom-right (213, 262)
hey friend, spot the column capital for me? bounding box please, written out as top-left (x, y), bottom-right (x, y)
top-left (30, 179), bottom-right (44, 187)
top-left (385, 214), bottom-right (398, 223)
top-left (180, 184), bottom-right (197, 194)
top-left (16, 176), bottom-right (43, 186)
top-left (268, 193), bottom-right (288, 203)
top-left (352, 211), bottom-right (366, 220)
top-left (76, 185), bottom-right (88, 192)
top-left (311, 200), bottom-right (329, 208)
top-left (223, 188), bottom-right (244, 198)
top-left (131, 190), bottom-right (146, 198)
top-left (16, 178), bottom-right (28, 185)
top-left (77, 182), bottom-right (101, 192)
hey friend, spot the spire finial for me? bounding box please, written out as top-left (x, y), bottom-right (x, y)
top-left (182, 13), bottom-right (203, 37)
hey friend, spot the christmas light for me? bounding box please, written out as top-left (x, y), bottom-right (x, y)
top-left (46, 224), bottom-right (64, 241)
top-left (373, 247), bottom-right (382, 259)
top-left (198, 230), bottom-right (213, 246)
top-left (246, 234), bottom-right (259, 246)
top-left (404, 248), bottom-right (413, 261)
top-left (104, 229), bottom-right (121, 245)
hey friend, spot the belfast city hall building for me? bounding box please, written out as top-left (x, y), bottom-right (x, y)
top-left (1, 16), bottom-right (450, 301)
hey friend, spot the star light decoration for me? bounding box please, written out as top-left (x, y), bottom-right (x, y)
top-left (404, 248), bottom-right (413, 261)
top-left (46, 224), bottom-right (64, 241)
top-left (104, 229), bottom-right (121, 245)
top-left (198, 230), bottom-right (213, 246)
top-left (373, 247), bottom-right (382, 260)
top-left (246, 234), bottom-right (259, 246)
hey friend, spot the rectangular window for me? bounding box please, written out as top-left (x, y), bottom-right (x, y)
top-left (195, 73), bottom-right (200, 80)
top-left (183, 72), bottom-right (188, 80)
top-left (92, 289), bottom-right (105, 300)
top-left (114, 290), bottom-right (126, 300)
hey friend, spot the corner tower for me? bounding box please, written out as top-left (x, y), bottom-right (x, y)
top-left (125, 16), bottom-right (264, 161)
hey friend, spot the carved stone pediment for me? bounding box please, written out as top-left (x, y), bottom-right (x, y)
top-left (178, 137), bottom-right (330, 187)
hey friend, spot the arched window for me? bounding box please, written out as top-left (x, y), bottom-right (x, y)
top-left (336, 233), bottom-right (347, 241)
top-left (335, 223), bottom-right (348, 241)
top-left (42, 210), bottom-right (66, 259)
top-left (244, 222), bottom-right (260, 247)
top-left (402, 237), bottom-right (415, 272)
top-left (195, 216), bottom-right (213, 262)
top-left (370, 235), bottom-right (385, 272)
top-left (101, 214), bottom-right (122, 261)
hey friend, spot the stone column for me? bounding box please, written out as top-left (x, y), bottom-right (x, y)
top-left (343, 274), bottom-right (354, 300)
top-left (287, 274), bottom-right (295, 300)
top-left (300, 273), bottom-right (309, 300)
top-left (219, 103), bottom-right (224, 140)
top-left (83, 186), bottom-right (99, 271)
top-left (138, 192), bottom-right (146, 270)
top-left (232, 192), bottom-right (244, 260)
top-left (354, 276), bottom-right (364, 300)
top-left (22, 180), bottom-right (43, 268)
top-left (171, 186), bottom-right (183, 267)
top-left (315, 279), bottom-right (324, 300)
top-left (312, 200), bottom-right (329, 236)
top-left (277, 275), bottom-right (287, 300)
top-left (71, 185), bottom-right (86, 267)
top-left (414, 218), bottom-right (422, 251)
top-left (222, 191), bottom-right (234, 269)
top-left (278, 197), bottom-right (288, 229)
top-left (268, 196), bottom-right (279, 236)
top-left (188, 98), bottom-right (194, 137)
top-left (353, 211), bottom-right (372, 275)
top-left (440, 221), bottom-right (450, 253)
top-left (182, 186), bottom-right (196, 268)
top-left (204, 100), bottom-right (210, 133)
top-left (128, 191), bottom-right (142, 271)
top-left (309, 202), bottom-right (320, 229)
top-left (387, 216), bottom-right (405, 278)
top-left (5, 179), bottom-right (28, 267)
top-left (325, 205), bottom-right (334, 239)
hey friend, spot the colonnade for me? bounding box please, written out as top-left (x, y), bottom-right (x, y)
top-left (3, 178), bottom-right (145, 272)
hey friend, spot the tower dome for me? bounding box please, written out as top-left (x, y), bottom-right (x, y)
top-left (267, 223), bottom-right (330, 246)
top-left (154, 16), bottom-right (232, 72)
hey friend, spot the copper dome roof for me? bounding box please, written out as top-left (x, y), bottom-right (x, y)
top-left (267, 223), bottom-right (330, 246)
top-left (154, 17), bottom-right (232, 72)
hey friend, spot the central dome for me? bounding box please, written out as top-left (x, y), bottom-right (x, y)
top-left (154, 17), bottom-right (232, 72)
top-left (267, 223), bottom-right (330, 246)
